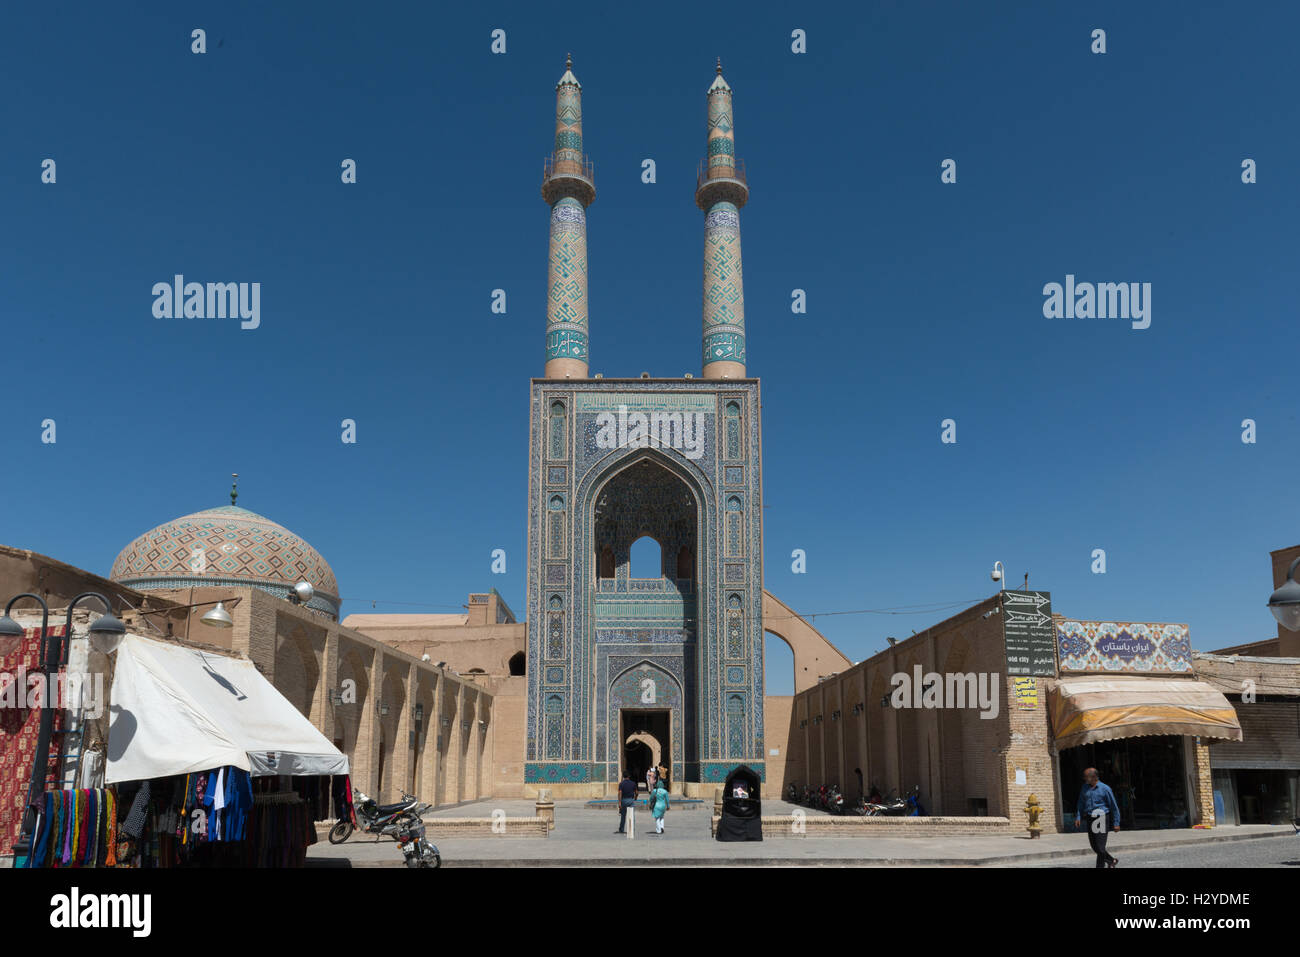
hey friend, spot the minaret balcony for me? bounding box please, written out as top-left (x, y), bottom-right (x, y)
top-left (695, 158), bottom-right (748, 210)
top-left (542, 155), bottom-right (596, 205)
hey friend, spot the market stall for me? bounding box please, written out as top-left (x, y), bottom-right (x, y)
top-left (23, 633), bottom-right (352, 868)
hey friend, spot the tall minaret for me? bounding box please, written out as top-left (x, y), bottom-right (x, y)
top-left (697, 59), bottom-right (749, 379)
top-left (542, 55), bottom-right (596, 379)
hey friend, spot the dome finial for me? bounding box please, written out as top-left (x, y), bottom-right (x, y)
top-left (230, 472), bottom-right (238, 506)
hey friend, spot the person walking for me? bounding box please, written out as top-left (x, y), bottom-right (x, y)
top-left (645, 765), bottom-right (658, 795)
top-left (657, 763), bottom-right (669, 790)
top-left (615, 770), bottom-right (638, 834)
top-left (1074, 767), bottom-right (1121, 868)
top-left (650, 778), bottom-right (670, 834)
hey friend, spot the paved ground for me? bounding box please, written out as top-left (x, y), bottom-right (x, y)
top-left (306, 799), bottom-right (1299, 867)
top-left (1023, 831), bottom-right (1300, 868)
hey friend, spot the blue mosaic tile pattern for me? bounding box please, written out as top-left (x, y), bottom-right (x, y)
top-left (526, 382), bottom-right (764, 783)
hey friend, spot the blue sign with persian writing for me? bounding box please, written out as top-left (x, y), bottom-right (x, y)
top-left (1057, 621), bottom-right (1192, 673)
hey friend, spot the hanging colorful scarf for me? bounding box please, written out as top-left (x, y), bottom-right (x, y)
top-left (180, 774), bottom-right (191, 845)
top-left (60, 790), bottom-right (73, 866)
top-left (82, 789), bottom-right (98, 866)
top-left (75, 790), bottom-right (89, 865)
top-left (104, 788), bottom-right (117, 867)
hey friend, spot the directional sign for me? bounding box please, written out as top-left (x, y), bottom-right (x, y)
top-left (1001, 590), bottom-right (1056, 676)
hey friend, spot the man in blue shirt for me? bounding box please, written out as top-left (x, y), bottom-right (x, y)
top-left (615, 771), bottom-right (638, 834)
top-left (1074, 767), bottom-right (1121, 868)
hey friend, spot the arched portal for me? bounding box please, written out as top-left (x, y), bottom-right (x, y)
top-left (588, 454), bottom-right (702, 784)
top-left (626, 730), bottom-right (663, 770)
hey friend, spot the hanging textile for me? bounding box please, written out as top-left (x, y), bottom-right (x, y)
top-left (22, 787), bottom-right (120, 869)
top-left (331, 774), bottom-right (357, 827)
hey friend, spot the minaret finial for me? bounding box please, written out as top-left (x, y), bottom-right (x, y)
top-left (716, 57), bottom-right (722, 75)
top-left (566, 52), bottom-right (572, 69)
top-left (230, 473), bottom-right (238, 506)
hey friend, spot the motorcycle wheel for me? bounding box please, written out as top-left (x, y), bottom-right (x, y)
top-left (328, 821), bottom-right (353, 844)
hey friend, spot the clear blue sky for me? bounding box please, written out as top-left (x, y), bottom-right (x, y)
top-left (2, 2), bottom-right (1296, 694)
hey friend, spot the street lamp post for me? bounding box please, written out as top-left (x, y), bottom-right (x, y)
top-left (0, 591), bottom-right (125, 865)
top-left (1268, 556), bottom-right (1300, 632)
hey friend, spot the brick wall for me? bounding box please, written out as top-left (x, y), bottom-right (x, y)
top-left (786, 595), bottom-right (1063, 828)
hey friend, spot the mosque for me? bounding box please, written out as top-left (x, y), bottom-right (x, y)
top-left (4, 60), bottom-right (1292, 832)
top-left (517, 55), bottom-right (860, 791)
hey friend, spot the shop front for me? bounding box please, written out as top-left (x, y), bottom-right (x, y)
top-left (1058, 735), bottom-right (1194, 830)
top-left (19, 631), bottom-right (351, 868)
top-left (1048, 620), bottom-right (1242, 831)
top-left (1193, 652), bottom-right (1300, 827)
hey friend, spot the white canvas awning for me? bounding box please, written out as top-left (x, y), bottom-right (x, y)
top-left (1046, 676), bottom-right (1242, 751)
top-left (106, 633), bottom-right (347, 783)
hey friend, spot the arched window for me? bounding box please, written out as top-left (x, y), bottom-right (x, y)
top-left (629, 536), bottom-right (662, 578)
top-left (725, 401), bottom-right (742, 459)
top-left (676, 545), bottom-right (694, 580)
top-left (598, 545), bottom-right (616, 579)
top-left (509, 651), bottom-right (526, 676)
top-left (548, 401), bottom-right (566, 459)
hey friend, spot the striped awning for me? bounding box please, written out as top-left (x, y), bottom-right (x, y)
top-left (1046, 677), bottom-right (1242, 751)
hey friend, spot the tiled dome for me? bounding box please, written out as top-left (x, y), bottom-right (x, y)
top-left (110, 505), bottom-right (340, 618)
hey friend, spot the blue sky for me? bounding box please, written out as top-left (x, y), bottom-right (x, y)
top-left (2, 2), bottom-right (1296, 694)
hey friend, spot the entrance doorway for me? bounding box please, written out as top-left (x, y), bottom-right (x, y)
top-left (1059, 735), bottom-right (1190, 830)
top-left (621, 709), bottom-right (670, 789)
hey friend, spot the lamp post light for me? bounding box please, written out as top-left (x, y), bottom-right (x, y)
top-left (199, 601), bottom-right (234, 629)
top-left (1268, 556), bottom-right (1300, 632)
top-left (0, 591), bottom-right (126, 864)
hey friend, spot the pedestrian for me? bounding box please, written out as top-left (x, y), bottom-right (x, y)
top-left (615, 770), bottom-right (638, 834)
top-left (650, 778), bottom-right (670, 834)
top-left (1074, 767), bottom-right (1121, 868)
top-left (645, 764), bottom-right (657, 795)
top-left (657, 763), bottom-right (669, 790)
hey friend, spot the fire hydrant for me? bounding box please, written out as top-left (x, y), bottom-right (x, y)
top-left (1023, 793), bottom-right (1043, 838)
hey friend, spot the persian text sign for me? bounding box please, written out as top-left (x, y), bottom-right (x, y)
top-left (1056, 620), bottom-right (1192, 673)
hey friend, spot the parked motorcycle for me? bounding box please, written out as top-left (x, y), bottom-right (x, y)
top-left (329, 789), bottom-right (424, 844)
top-left (395, 817), bottom-right (441, 869)
top-left (826, 783), bottom-right (845, 815)
top-left (905, 784), bottom-right (926, 817)
top-left (876, 788), bottom-right (909, 816)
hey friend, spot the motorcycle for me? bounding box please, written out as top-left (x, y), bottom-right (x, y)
top-left (785, 782), bottom-right (799, 803)
top-left (905, 784), bottom-right (926, 817)
top-left (395, 817), bottom-right (441, 869)
top-left (826, 783), bottom-right (845, 815)
top-left (876, 788), bottom-right (909, 816)
top-left (329, 789), bottom-right (424, 844)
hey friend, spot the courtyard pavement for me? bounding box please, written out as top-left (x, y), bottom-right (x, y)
top-left (305, 798), bottom-right (1298, 867)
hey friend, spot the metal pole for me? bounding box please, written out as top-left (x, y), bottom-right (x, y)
top-left (5, 593), bottom-right (50, 865)
top-left (8, 591), bottom-right (116, 865)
